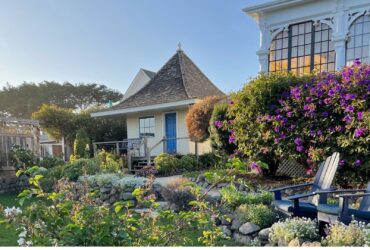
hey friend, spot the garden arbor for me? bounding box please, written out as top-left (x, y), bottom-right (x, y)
top-left (0, 118), bottom-right (40, 171)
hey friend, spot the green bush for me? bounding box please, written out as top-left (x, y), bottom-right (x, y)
top-left (198, 153), bottom-right (220, 169)
top-left (71, 128), bottom-right (91, 160)
top-left (179, 154), bottom-right (197, 171)
top-left (227, 72), bottom-right (309, 174)
top-left (322, 221), bottom-right (369, 247)
top-left (269, 217), bottom-right (319, 246)
top-left (39, 156), bottom-right (65, 169)
top-left (63, 158), bottom-right (99, 181)
top-left (235, 204), bottom-right (277, 228)
top-left (209, 102), bottom-right (236, 157)
top-left (95, 150), bottom-right (121, 173)
top-left (220, 185), bottom-right (273, 209)
top-left (154, 153), bottom-right (180, 175)
top-left (10, 145), bottom-right (38, 170)
top-left (39, 164), bottom-right (65, 191)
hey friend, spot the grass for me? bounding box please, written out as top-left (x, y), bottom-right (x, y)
top-left (0, 193), bottom-right (22, 246)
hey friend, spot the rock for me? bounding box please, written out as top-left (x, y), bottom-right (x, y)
top-left (202, 182), bottom-right (209, 188)
top-left (233, 232), bottom-right (252, 245)
top-left (302, 241), bottom-right (321, 247)
top-left (231, 219), bottom-right (242, 231)
top-left (216, 182), bottom-right (228, 188)
top-left (219, 225), bottom-right (232, 236)
top-left (287, 238), bottom-right (304, 247)
top-left (157, 201), bottom-right (170, 210)
top-left (221, 216), bottom-right (232, 225)
top-left (239, 222), bottom-right (260, 235)
top-left (100, 187), bottom-right (111, 194)
top-left (110, 188), bottom-right (116, 195)
top-left (121, 192), bottom-right (134, 200)
top-left (109, 195), bottom-right (116, 204)
top-left (101, 193), bottom-right (109, 201)
top-left (258, 227), bottom-right (271, 241)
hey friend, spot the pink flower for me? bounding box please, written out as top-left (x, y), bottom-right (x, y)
top-left (354, 128), bottom-right (366, 138)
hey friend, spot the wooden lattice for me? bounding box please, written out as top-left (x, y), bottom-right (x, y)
top-left (276, 158), bottom-right (307, 177)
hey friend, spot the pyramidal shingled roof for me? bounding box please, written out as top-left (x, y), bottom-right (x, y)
top-left (111, 49), bottom-right (225, 110)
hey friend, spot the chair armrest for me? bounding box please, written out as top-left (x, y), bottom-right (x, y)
top-left (287, 192), bottom-right (317, 200)
top-left (269, 182), bottom-right (313, 192)
top-left (315, 189), bottom-right (365, 195)
top-left (336, 192), bottom-right (370, 198)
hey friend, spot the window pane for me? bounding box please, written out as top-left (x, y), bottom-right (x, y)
top-left (315, 31), bottom-right (321, 42)
top-left (305, 22), bottom-right (312, 32)
top-left (298, 46), bottom-right (304, 56)
top-left (346, 48), bottom-right (354, 60)
top-left (355, 35), bottom-right (362, 47)
top-left (304, 45), bottom-right (311, 55)
top-left (322, 41), bottom-right (328, 52)
top-left (291, 57), bottom-right (297, 68)
top-left (299, 23), bottom-right (305, 34)
top-left (276, 39), bottom-right (282, 49)
top-left (305, 34), bottom-right (311, 44)
top-left (298, 35), bottom-right (305, 45)
top-left (292, 47), bottom-right (298, 57)
top-left (283, 38), bottom-right (288, 48)
top-left (292, 25), bottom-right (299, 36)
top-left (292, 36), bottom-right (298, 46)
top-left (322, 30), bottom-right (329, 41)
top-left (355, 23), bottom-right (363, 35)
top-left (282, 48), bottom-right (288, 59)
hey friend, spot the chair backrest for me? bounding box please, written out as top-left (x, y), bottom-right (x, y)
top-left (308, 152), bottom-right (340, 205)
top-left (359, 182), bottom-right (370, 212)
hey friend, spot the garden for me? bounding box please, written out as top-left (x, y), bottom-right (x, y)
top-left (0, 59), bottom-right (369, 246)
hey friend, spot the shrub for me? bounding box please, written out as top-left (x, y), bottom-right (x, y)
top-left (95, 150), bottom-right (121, 173)
top-left (220, 185), bottom-right (273, 209)
top-left (209, 102), bottom-right (237, 156)
top-left (179, 154), bottom-right (197, 171)
top-left (10, 145), bottom-right (38, 170)
top-left (198, 153), bottom-right (220, 169)
top-left (186, 96), bottom-right (225, 142)
top-left (71, 128), bottom-right (91, 160)
top-left (227, 72), bottom-right (309, 174)
top-left (269, 217), bottom-right (319, 246)
top-left (322, 221), bottom-right (369, 247)
top-left (154, 153), bottom-right (180, 175)
top-left (39, 164), bottom-right (65, 191)
top-left (243, 61), bottom-right (370, 185)
top-left (160, 177), bottom-right (195, 211)
top-left (235, 204), bottom-right (277, 228)
top-left (83, 173), bottom-right (145, 190)
top-left (135, 165), bottom-right (158, 177)
top-left (62, 158), bottom-right (99, 181)
top-left (39, 156), bottom-right (65, 169)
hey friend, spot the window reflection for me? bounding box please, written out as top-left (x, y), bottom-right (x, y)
top-left (346, 15), bottom-right (370, 65)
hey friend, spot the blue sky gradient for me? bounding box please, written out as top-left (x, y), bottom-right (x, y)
top-left (0, 0), bottom-right (266, 94)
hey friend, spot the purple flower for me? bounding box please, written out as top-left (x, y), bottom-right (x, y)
top-left (296, 145), bottom-right (305, 152)
top-left (228, 100), bottom-right (234, 105)
top-left (310, 130), bottom-right (316, 136)
top-left (250, 162), bottom-right (262, 174)
top-left (324, 98), bottom-right (332, 105)
top-left (344, 93), bottom-right (357, 100)
top-left (353, 58), bottom-right (361, 66)
top-left (290, 87), bottom-right (301, 100)
top-left (355, 159), bottom-right (361, 167)
top-left (294, 137), bottom-right (303, 146)
top-left (265, 115), bottom-right (272, 121)
top-left (345, 105), bottom-right (354, 113)
top-left (343, 115), bottom-right (352, 123)
top-left (287, 112), bottom-right (293, 118)
top-left (280, 132), bottom-right (286, 139)
top-left (354, 128), bottom-right (366, 138)
top-left (357, 112), bottom-right (363, 120)
top-left (274, 138), bottom-right (280, 143)
top-left (339, 160), bottom-right (345, 166)
top-left (274, 126), bottom-right (280, 133)
top-left (322, 111), bottom-right (329, 117)
top-left (317, 130), bottom-right (322, 136)
top-left (275, 115), bottom-right (283, 121)
top-left (328, 89), bottom-right (335, 97)
top-left (228, 135), bottom-right (235, 144)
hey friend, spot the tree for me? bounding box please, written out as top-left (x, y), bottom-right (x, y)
top-left (185, 96), bottom-right (225, 142)
top-left (71, 128), bottom-right (91, 160)
top-left (0, 81), bottom-right (123, 118)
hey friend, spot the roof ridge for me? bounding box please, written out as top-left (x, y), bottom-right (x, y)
top-left (177, 50), bottom-right (191, 98)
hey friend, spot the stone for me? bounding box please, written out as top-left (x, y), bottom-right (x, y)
top-left (216, 182), bottom-right (228, 188)
top-left (110, 188), bottom-right (116, 195)
top-left (258, 227), bottom-right (271, 241)
top-left (287, 238), bottom-right (304, 247)
top-left (301, 241), bottom-right (321, 247)
top-left (231, 219), bottom-right (242, 231)
top-left (100, 187), bottom-right (111, 194)
top-left (109, 195), bottom-right (116, 204)
top-left (202, 182), bottom-right (209, 188)
top-left (239, 222), bottom-right (260, 235)
top-left (221, 216), bottom-right (232, 225)
top-left (121, 192), bottom-right (134, 200)
top-left (233, 232), bottom-right (252, 245)
top-left (157, 201), bottom-right (170, 210)
top-left (101, 194), bottom-right (109, 201)
top-left (219, 225), bottom-right (232, 236)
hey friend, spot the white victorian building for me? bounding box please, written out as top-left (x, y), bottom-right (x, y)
top-left (244, 0), bottom-right (370, 74)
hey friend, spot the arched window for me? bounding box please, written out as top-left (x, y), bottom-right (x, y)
top-left (346, 14), bottom-right (370, 65)
top-left (269, 21), bottom-right (335, 75)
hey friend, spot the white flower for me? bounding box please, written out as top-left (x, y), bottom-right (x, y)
top-left (3, 206), bottom-right (22, 218)
top-left (17, 238), bottom-right (25, 246)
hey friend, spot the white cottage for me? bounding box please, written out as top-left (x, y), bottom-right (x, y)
top-left (244, 0), bottom-right (370, 74)
top-left (91, 47), bottom-right (224, 160)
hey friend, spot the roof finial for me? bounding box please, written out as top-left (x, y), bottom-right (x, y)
top-left (177, 42), bottom-right (182, 52)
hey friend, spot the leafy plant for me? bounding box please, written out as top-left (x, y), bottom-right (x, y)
top-left (70, 128), bottom-right (91, 160)
top-left (220, 185), bottom-right (272, 209)
top-left (269, 217), bottom-right (319, 246)
top-left (198, 153), bottom-right (220, 169)
top-left (39, 156), bottom-right (65, 169)
top-left (62, 158), bottom-right (99, 181)
top-left (322, 221), bottom-right (369, 246)
top-left (235, 203), bottom-right (277, 228)
top-left (10, 145), bottom-right (38, 170)
top-left (95, 150), bottom-right (121, 173)
top-left (186, 96), bottom-right (225, 142)
top-left (160, 177), bottom-right (195, 211)
top-left (154, 153), bottom-right (180, 175)
top-left (179, 154), bottom-right (197, 171)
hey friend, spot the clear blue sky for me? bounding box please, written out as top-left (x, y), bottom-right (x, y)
top-left (0, 0), bottom-right (266, 94)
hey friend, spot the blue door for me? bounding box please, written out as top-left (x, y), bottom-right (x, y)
top-left (165, 113), bottom-right (177, 154)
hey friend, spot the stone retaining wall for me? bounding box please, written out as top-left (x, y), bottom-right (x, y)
top-left (0, 174), bottom-right (29, 193)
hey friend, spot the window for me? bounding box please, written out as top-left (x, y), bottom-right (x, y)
top-left (346, 15), bottom-right (370, 65)
top-left (139, 116), bottom-right (155, 137)
top-left (269, 21), bottom-right (335, 75)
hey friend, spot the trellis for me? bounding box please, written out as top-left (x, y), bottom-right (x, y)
top-left (0, 118), bottom-right (40, 168)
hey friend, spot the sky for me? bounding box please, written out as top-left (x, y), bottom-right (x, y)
top-left (0, 0), bottom-right (267, 94)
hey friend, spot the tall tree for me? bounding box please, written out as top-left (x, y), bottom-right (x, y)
top-left (0, 81), bottom-right (123, 118)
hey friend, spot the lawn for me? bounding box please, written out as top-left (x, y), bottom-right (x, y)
top-left (0, 193), bottom-right (24, 246)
